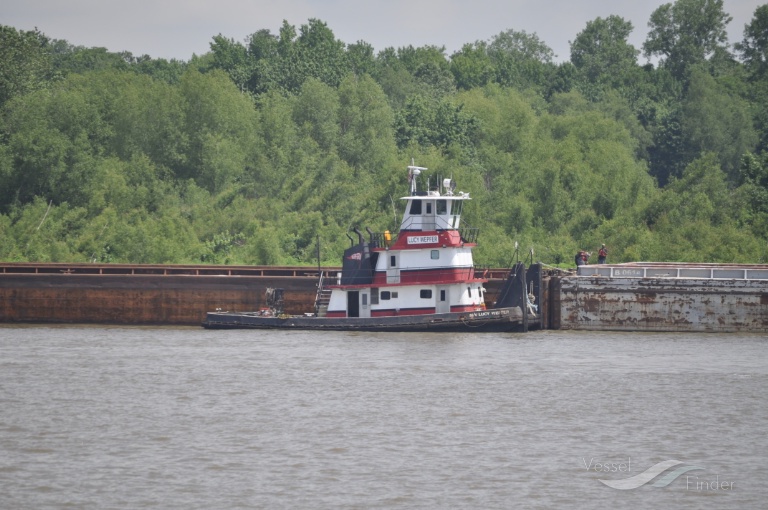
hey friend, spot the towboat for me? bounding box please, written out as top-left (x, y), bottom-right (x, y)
top-left (202, 163), bottom-right (540, 332)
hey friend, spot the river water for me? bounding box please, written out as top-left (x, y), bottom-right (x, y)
top-left (0, 326), bottom-right (766, 509)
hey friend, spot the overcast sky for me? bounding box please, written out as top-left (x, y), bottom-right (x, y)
top-left (2, 0), bottom-right (761, 63)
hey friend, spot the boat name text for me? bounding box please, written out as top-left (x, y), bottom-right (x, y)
top-left (407, 235), bottom-right (439, 245)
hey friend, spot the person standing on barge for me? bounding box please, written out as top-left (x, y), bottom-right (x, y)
top-left (598, 244), bottom-right (608, 264)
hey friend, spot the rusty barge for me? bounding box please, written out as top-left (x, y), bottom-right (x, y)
top-left (1, 261), bottom-right (767, 333)
top-left (555, 262), bottom-right (768, 333)
top-left (0, 263), bottom-right (334, 326)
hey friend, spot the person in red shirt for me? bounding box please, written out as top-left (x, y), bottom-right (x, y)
top-left (598, 244), bottom-right (608, 264)
top-left (575, 250), bottom-right (590, 266)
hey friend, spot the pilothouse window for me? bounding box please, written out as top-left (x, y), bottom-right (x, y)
top-left (451, 201), bottom-right (463, 229)
top-left (409, 200), bottom-right (422, 215)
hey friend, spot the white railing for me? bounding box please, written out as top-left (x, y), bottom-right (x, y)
top-left (577, 264), bottom-right (768, 280)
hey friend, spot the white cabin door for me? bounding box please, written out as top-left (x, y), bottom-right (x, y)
top-left (360, 291), bottom-right (371, 318)
top-left (436, 286), bottom-right (450, 313)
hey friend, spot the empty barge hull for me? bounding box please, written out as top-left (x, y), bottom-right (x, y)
top-left (556, 263), bottom-right (768, 333)
top-left (0, 264), bottom-right (325, 326)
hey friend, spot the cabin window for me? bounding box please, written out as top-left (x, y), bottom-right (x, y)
top-left (371, 288), bottom-right (379, 305)
top-left (392, 292), bottom-right (398, 298)
top-left (362, 294), bottom-right (368, 306)
top-left (452, 201), bottom-right (464, 229)
top-left (381, 291), bottom-right (391, 300)
top-left (426, 202), bottom-right (432, 214)
top-left (431, 250), bottom-right (439, 260)
top-left (437, 200), bottom-right (447, 215)
top-left (440, 290), bottom-right (446, 301)
top-left (390, 255), bottom-right (396, 267)
top-left (420, 289), bottom-right (432, 299)
top-left (409, 200), bottom-right (422, 215)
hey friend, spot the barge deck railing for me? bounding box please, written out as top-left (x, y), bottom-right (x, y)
top-left (578, 263), bottom-right (768, 280)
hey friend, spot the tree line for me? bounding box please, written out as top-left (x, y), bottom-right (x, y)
top-left (1, 0), bottom-right (767, 267)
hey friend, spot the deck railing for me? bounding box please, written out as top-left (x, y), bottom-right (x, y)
top-left (0, 263), bottom-right (512, 280)
top-left (0, 262), bottom-right (332, 277)
top-left (577, 264), bottom-right (768, 280)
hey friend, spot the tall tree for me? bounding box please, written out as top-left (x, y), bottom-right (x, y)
top-left (570, 16), bottom-right (639, 91)
top-left (488, 29), bottom-right (554, 62)
top-left (643, 0), bottom-right (732, 80)
top-left (450, 42), bottom-right (494, 90)
top-left (346, 41), bottom-right (376, 76)
top-left (244, 28), bottom-right (279, 94)
top-left (209, 35), bottom-right (252, 93)
top-left (487, 29), bottom-right (555, 91)
top-left (254, 19), bottom-right (353, 94)
top-left (0, 26), bottom-right (53, 107)
top-left (735, 4), bottom-right (768, 78)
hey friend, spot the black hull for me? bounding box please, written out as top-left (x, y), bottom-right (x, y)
top-left (202, 307), bottom-right (537, 332)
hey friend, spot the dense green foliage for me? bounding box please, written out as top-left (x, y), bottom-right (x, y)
top-left (1, 2), bottom-right (767, 267)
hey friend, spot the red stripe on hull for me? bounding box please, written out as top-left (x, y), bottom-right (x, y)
top-left (329, 306), bottom-right (484, 318)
